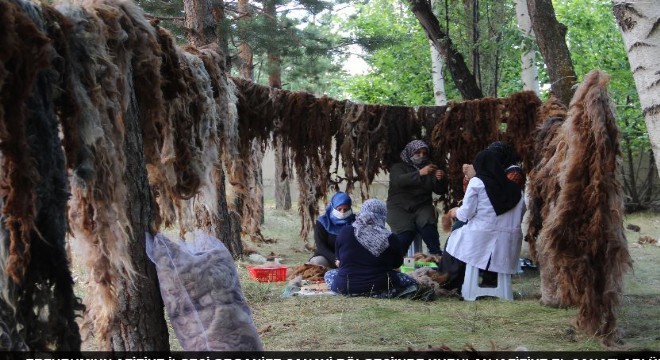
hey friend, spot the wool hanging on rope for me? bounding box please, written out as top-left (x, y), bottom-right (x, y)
top-left (528, 70), bottom-right (632, 347)
top-left (525, 92), bottom-right (568, 263)
top-left (0, 0), bottom-right (83, 350)
top-left (232, 78), bottom-right (543, 239)
top-left (430, 91), bottom-right (541, 208)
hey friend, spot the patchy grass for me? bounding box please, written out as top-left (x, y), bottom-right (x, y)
top-left (237, 207), bottom-right (660, 351)
top-left (72, 202), bottom-right (659, 351)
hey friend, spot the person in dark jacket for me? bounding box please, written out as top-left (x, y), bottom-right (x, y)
top-left (308, 192), bottom-right (355, 268)
top-left (386, 140), bottom-right (447, 256)
top-left (324, 199), bottom-right (418, 297)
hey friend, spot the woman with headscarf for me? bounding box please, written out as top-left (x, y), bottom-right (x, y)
top-left (324, 199), bottom-right (418, 297)
top-left (440, 149), bottom-right (526, 291)
top-left (308, 192), bottom-right (356, 268)
top-left (461, 141), bottom-right (526, 192)
top-left (386, 140), bottom-right (447, 256)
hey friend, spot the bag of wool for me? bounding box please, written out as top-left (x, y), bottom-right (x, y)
top-left (146, 230), bottom-right (263, 350)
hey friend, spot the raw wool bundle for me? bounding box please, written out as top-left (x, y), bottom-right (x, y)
top-left (172, 48), bottom-right (221, 236)
top-left (409, 267), bottom-right (458, 300)
top-left (0, 0), bottom-right (51, 285)
top-left (286, 95), bottom-right (342, 240)
top-left (525, 117), bottom-right (565, 262)
top-left (147, 24), bottom-right (181, 227)
top-left (0, 0), bottom-right (83, 350)
top-left (339, 104), bottom-right (418, 197)
top-left (416, 105), bottom-right (447, 144)
top-left (193, 44), bottom-right (237, 238)
top-left (229, 77), bottom-right (279, 241)
top-left (535, 70), bottom-right (632, 346)
top-left (146, 231), bottom-right (263, 351)
top-left (430, 97), bottom-right (503, 207)
top-left (168, 46), bottom-right (204, 201)
top-left (339, 103), bottom-right (386, 197)
top-left (501, 91), bottom-right (543, 172)
top-left (524, 94), bottom-right (568, 262)
top-left (287, 263), bottom-right (327, 282)
top-left (221, 78), bottom-right (241, 180)
top-left (55, 0), bottom-right (137, 341)
top-left (222, 78), bottom-right (248, 198)
top-left (125, 13), bottom-right (165, 231)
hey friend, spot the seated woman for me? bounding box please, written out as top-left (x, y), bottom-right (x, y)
top-left (440, 149), bottom-right (526, 292)
top-left (308, 192), bottom-right (355, 268)
top-left (462, 141), bottom-right (526, 192)
top-left (324, 199), bottom-right (418, 298)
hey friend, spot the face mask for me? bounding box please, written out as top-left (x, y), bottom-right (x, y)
top-left (411, 155), bottom-right (429, 167)
top-left (331, 208), bottom-right (353, 220)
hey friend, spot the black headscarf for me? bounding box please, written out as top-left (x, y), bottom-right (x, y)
top-left (473, 150), bottom-right (522, 215)
top-left (486, 141), bottom-right (519, 167)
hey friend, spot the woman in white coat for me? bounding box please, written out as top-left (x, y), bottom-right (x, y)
top-left (440, 149), bottom-right (526, 291)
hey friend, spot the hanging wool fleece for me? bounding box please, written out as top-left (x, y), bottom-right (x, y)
top-left (0, 0), bottom-right (82, 350)
top-left (529, 70), bottom-right (632, 347)
top-left (55, 0), bottom-right (140, 342)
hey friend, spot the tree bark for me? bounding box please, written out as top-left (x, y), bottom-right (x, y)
top-left (526, 0), bottom-right (577, 106)
top-left (264, 0), bottom-right (292, 211)
top-left (182, 0), bottom-right (241, 254)
top-left (409, 0), bottom-right (483, 100)
top-left (182, 0), bottom-right (216, 47)
top-left (430, 0), bottom-right (447, 106)
top-left (108, 78), bottom-right (169, 351)
top-left (613, 0), bottom-right (660, 179)
top-left (515, 0), bottom-right (540, 94)
top-left (237, 0), bottom-right (267, 237)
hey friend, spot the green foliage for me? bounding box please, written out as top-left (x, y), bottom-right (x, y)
top-left (553, 0), bottom-right (647, 154)
top-left (338, 0), bottom-right (440, 105)
top-left (136, 0), bottom-right (186, 42)
top-left (340, 0), bottom-right (527, 105)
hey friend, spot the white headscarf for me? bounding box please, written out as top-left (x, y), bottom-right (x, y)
top-left (353, 199), bottom-right (391, 257)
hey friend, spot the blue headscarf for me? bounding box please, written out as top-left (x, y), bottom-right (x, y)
top-left (317, 192), bottom-right (355, 235)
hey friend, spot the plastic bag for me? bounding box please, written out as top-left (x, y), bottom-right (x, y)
top-left (146, 230), bottom-right (263, 351)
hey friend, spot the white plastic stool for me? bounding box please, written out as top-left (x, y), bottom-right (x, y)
top-left (461, 264), bottom-right (513, 301)
top-left (406, 235), bottom-right (423, 257)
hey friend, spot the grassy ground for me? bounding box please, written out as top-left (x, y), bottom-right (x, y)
top-left (234, 205), bottom-right (660, 351)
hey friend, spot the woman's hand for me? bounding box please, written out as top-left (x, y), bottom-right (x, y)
top-left (462, 164), bottom-right (476, 179)
top-left (448, 207), bottom-right (459, 219)
top-left (419, 164), bottom-right (438, 176)
top-left (335, 260), bottom-right (340, 267)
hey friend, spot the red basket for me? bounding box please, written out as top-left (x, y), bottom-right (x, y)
top-left (246, 265), bottom-right (287, 282)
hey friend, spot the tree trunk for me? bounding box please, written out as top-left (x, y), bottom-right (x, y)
top-left (613, 0), bottom-right (660, 179)
top-left (182, 0), bottom-right (216, 47)
top-left (215, 163), bottom-right (244, 257)
top-left (238, 0), bottom-right (254, 80)
top-left (182, 0), bottom-right (240, 254)
top-left (409, 0), bottom-right (483, 100)
top-left (463, 0), bottom-right (481, 88)
top-left (264, 0), bottom-right (292, 211)
top-left (430, 0), bottom-right (447, 106)
top-left (237, 0), bottom-right (266, 236)
top-left (515, 0), bottom-right (540, 94)
top-left (108, 78), bottom-right (169, 351)
top-left (526, 0), bottom-right (577, 106)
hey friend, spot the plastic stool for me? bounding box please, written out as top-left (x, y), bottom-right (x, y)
top-left (461, 264), bottom-right (513, 301)
top-left (406, 236), bottom-right (423, 257)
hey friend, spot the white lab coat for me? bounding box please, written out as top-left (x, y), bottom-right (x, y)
top-left (445, 177), bottom-right (526, 274)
